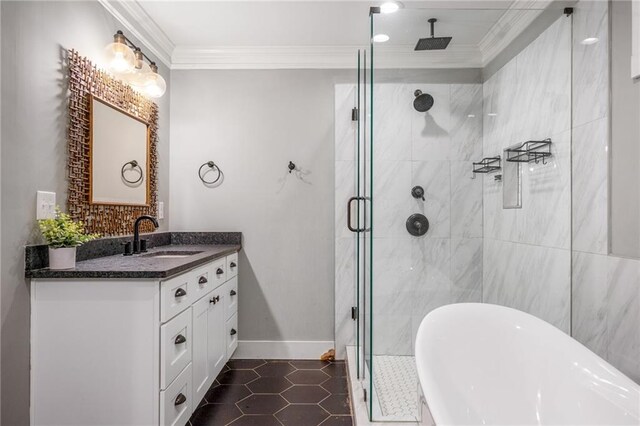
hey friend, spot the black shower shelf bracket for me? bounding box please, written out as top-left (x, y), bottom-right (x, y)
top-left (505, 138), bottom-right (552, 164)
top-left (472, 156), bottom-right (501, 177)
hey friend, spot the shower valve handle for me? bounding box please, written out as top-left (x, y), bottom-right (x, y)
top-left (412, 186), bottom-right (425, 201)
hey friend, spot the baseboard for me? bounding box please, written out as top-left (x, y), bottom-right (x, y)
top-left (232, 340), bottom-right (335, 360)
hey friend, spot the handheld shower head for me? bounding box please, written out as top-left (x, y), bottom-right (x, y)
top-left (415, 18), bottom-right (452, 51)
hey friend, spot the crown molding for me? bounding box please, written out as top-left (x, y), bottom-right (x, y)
top-left (171, 44), bottom-right (482, 70)
top-left (478, 0), bottom-right (551, 66)
top-left (98, 0), bottom-right (174, 67)
top-left (99, 0), bottom-right (549, 70)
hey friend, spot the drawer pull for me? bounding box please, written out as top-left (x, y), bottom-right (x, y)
top-left (230, 289), bottom-right (237, 296)
top-left (230, 262), bottom-right (237, 268)
top-left (174, 334), bottom-right (186, 345)
top-left (230, 328), bottom-right (237, 336)
top-left (216, 268), bottom-right (224, 275)
top-left (198, 276), bottom-right (208, 285)
top-left (174, 288), bottom-right (187, 298)
top-left (210, 295), bottom-right (220, 304)
top-left (174, 393), bottom-right (187, 406)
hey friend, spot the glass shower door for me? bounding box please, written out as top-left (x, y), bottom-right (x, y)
top-left (346, 49), bottom-right (369, 397)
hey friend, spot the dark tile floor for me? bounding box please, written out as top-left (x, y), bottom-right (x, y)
top-left (188, 359), bottom-right (353, 426)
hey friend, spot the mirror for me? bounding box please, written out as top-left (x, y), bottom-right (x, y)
top-left (89, 95), bottom-right (150, 206)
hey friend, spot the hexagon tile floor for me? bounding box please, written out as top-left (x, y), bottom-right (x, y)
top-left (187, 359), bottom-right (353, 426)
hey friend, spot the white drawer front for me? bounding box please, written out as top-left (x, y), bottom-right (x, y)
top-left (191, 264), bottom-right (212, 302)
top-left (161, 308), bottom-right (192, 389)
top-left (161, 272), bottom-right (192, 323)
top-left (224, 276), bottom-right (238, 320)
top-left (210, 258), bottom-right (227, 288)
top-left (160, 363), bottom-right (193, 426)
top-left (226, 312), bottom-right (238, 358)
top-left (226, 253), bottom-right (239, 279)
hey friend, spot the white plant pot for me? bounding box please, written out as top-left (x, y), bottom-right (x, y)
top-left (48, 247), bottom-right (77, 270)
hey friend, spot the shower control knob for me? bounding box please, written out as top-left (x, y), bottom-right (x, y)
top-left (411, 186), bottom-right (425, 201)
top-left (406, 213), bottom-right (429, 236)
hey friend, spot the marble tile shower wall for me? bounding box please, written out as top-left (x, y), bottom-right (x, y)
top-left (334, 82), bottom-right (483, 357)
top-left (482, 16), bottom-right (572, 333)
top-left (570, 0), bottom-right (639, 383)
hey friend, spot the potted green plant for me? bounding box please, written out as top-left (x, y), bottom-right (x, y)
top-left (38, 208), bottom-right (99, 270)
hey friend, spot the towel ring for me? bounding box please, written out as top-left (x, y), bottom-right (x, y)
top-left (121, 160), bottom-right (143, 185)
top-left (198, 161), bottom-right (223, 185)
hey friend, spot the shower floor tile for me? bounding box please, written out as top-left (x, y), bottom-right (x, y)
top-left (372, 355), bottom-right (419, 420)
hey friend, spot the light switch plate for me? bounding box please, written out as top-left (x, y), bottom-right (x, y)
top-left (158, 201), bottom-right (164, 220)
top-left (36, 191), bottom-right (56, 220)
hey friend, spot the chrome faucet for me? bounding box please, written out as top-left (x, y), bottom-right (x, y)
top-left (133, 215), bottom-right (159, 254)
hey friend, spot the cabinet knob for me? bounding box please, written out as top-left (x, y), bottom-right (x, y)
top-left (230, 262), bottom-right (237, 268)
top-left (174, 288), bottom-right (187, 298)
top-left (198, 276), bottom-right (208, 285)
top-left (174, 393), bottom-right (187, 406)
top-left (230, 328), bottom-right (237, 336)
top-left (230, 289), bottom-right (237, 296)
top-left (210, 295), bottom-right (220, 304)
top-left (174, 334), bottom-right (186, 345)
top-left (216, 268), bottom-right (224, 275)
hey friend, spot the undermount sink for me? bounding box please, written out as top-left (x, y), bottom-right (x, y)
top-left (140, 250), bottom-right (204, 259)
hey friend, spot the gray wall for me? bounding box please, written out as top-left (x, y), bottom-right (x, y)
top-left (0, 2), bottom-right (171, 423)
top-left (169, 69), bottom-right (480, 346)
top-left (610, 0), bottom-right (640, 258)
top-left (169, 69), bottom-right (349, 344)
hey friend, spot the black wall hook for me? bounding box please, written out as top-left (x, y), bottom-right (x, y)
top-left (288, 161), bottom-right (296, 173)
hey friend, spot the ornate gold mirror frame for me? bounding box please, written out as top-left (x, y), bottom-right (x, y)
top-left (67, 49), bottom-right (158, 235)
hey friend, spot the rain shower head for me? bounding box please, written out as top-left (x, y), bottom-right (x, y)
top-left (415, 18), bottom-right (452, 51)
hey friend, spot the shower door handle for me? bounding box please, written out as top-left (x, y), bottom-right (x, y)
top-left (347, 196), bottom-right (366, 233)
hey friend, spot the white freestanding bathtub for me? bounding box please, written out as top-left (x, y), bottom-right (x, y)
top-left (415, 303), bottom-right (640, 425)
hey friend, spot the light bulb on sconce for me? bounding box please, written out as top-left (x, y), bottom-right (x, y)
top-left (145, 63), bottom-right (167, 98)
top-left (104, 31), bottom-right (135, 74)
top-left (104, 30), bottom-right (166, 98)
top-left (121, 48), bottom-right (152, 88)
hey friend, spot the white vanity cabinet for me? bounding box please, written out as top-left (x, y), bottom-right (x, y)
top-left (30, 251), bottom-right (239, 426)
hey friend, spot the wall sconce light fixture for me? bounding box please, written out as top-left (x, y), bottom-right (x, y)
top-left (104, 30), bottom-right (166, 98)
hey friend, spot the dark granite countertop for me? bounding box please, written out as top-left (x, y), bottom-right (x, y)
top-left (26, 244), bottom-right (241, 280)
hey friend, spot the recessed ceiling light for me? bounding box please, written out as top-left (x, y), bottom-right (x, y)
top-left (373, 34), bottom-right (390, 43)
top-left (467, 114), bottom-right (476, 118)
top-left (488, 112), bottom-right (498, 117)
top-left (380, 1), bottom-right (401, 14)
top-left (581, 37), bottom-right (599, 45)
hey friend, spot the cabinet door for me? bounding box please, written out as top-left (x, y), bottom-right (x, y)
top-left (224, 276), bottom-right (238, 321)
top-left (226, 312), bottom-right (239, 358)
top-left (192, 294), bottom-right (212, 405)
top-left (208, 288), bottom-right (227, 381)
